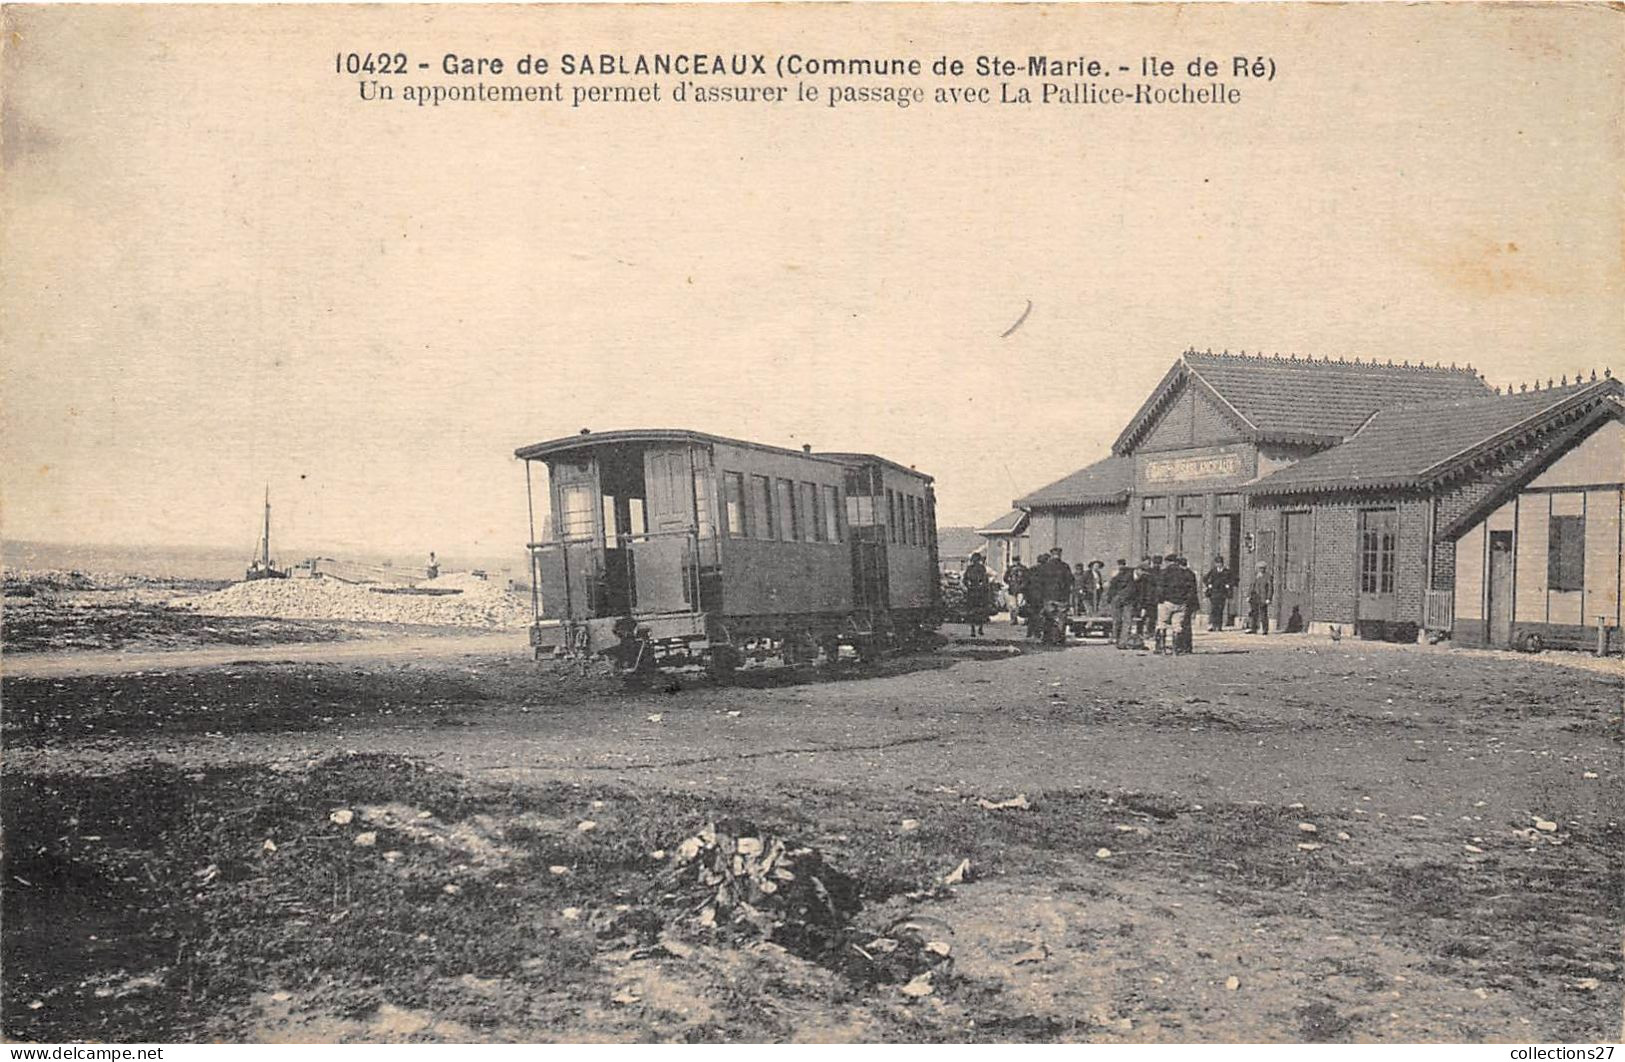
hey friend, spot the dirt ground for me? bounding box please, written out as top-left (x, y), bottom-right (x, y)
top-left (3, 620), bottom-right (1621, 1043)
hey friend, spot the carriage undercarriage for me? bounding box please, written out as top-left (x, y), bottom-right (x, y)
top-left (531, 607), bottom-right (939, 676)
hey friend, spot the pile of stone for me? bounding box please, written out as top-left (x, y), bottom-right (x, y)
top-left (171, 575), bottom-right (530, 629)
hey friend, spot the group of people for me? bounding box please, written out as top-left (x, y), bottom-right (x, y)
top-left (959, 547), bottom-right (1078, 642)
top-left (957, 549), bottom-right (1280, 652)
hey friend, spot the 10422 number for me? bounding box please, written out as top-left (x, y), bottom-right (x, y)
top-left (335, 52), bottom-right (409, 75)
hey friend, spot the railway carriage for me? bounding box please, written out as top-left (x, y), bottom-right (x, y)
top-left (516, 429), bottom-right (940, 672)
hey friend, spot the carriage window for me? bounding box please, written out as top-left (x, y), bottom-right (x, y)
top-left (628, 498), bottom-right (647, 537)
top-left (560, 485), bottom-right (594, 540)
top-left (1549, 514), bottom-right (1585, 591)
top-left (722, 473), bottom-right (746, 538)
top-left (801, 482), bottom-right (820, 542)
top-left (776, 478), bottom-right (798, 541)
top-left (887, 489), bottom-right (898, 543)
top-left (694, 474), bottom-right (715, 539)
top-left (750, 475), bottom-right (774, 539)
top-left (824, 485), bottom-right (842, 541)
top-left (846, 493), bottom-right (873, 526)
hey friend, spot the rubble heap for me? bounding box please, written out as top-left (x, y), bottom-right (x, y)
top-left (171, 576), bottom-right (530, 629)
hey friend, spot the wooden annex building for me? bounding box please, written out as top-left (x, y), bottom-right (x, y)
top-left (1013, 350), bottom-right (1623, 649)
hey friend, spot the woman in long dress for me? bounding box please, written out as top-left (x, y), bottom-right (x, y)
top-left (962, 552), bottom-right (993, 637)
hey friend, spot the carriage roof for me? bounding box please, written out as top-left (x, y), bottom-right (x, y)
top-left (514, 429), bottom-right (932, 482)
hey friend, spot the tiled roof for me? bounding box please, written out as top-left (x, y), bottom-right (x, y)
top-left (975, 509), bottom-right (1030, 535)
top-left (1114, 350), bottom-right (1495, 453)
top-left (1246, 378), bottom-right (1622, 495)
top-left (936, 526), bottom-right (987, 561)
top-left (1015, 455), bottom-right (1134, 509)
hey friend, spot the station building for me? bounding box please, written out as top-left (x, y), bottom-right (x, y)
top-left (1015, 349), bottom-right (1622, 647)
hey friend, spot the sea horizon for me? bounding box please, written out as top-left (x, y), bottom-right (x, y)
top-left (2, 538), bottom-right (528, 583)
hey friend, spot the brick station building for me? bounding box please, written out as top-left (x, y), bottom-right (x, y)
top-left (1016, 349), bottom-right (1623, 645)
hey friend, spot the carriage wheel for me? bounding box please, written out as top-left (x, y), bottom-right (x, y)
top-left (706, 645), bottom-right (743, 679)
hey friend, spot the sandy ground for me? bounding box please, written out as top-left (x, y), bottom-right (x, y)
top-left (1, 630), bottom-right (527, 679)
top-left (3, 624), bottom-right (1621, 1042)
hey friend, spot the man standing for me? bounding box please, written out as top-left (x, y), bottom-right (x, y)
top-left (1003, 556), bottom-right (1028, 626)
top-left (1203, 554), bottom-right (1235, 631)
top-left (1248, 561), bottom-right (1274, 635)
top-left (1080, 560), bottom-right (1107, 615)
top-left (1023, 554), bottom-right (1049, 639)
top-left (1041, 547), bottom-right (1074, 645)
top-left (1106, 559), bottom-right (1136, 649)
top-left (1155, 555), bottom-right (1199, 655)
top-left (1170, 556), bottom-right (1202, 653)
top-left (1134, 558), bottom-right (1159, 647)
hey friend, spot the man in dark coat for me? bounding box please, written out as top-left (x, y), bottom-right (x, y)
top-left (1133, 559), bottom-right (1160, 646)
top-left (1106, 559), bottom-right (1136, 649)
top-left (1202, 554), bottom-right (1236, 631)
top-left (1039, 548), bottom-right (1074, 645)
top-left (1158, 555), bottom-right (1202, 654)
top-left (1023, 555), bottom-right (1049, 639)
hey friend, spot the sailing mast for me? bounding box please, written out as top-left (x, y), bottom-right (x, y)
top-left (245, 484), bottom-right (288, 580)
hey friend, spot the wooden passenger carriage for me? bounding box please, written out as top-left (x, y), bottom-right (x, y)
top-left (515, 429), bottom-right (940, 671)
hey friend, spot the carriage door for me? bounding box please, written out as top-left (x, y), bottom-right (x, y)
top-left (1279, 511), bottom-right (1312, 628)
top-left (847, 467), bottom-right (890, 612)
top-left (1487, 531), bottom-right (1514, 647)
top-left (1356, 508), bottom-right (1398, 625)
top-left (639, 447), bottom-right (700, 614)
top-left (547, 462), bottom-right (604, 619)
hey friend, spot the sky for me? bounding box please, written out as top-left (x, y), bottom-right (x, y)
top-left (3, 3), bottom-right (1621, 559)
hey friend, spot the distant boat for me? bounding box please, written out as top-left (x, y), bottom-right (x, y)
top-left (245, 487), bottom-right (289, 581)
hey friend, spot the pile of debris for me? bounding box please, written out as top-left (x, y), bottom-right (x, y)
top-left (649, 821), bottom-right (953, 987)
top-left (171, 576), bottom-right (530, 629)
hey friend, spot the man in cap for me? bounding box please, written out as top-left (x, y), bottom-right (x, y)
top-left (1247, 561), bottom-right (1275, 635)
top-left (1106, 559), bottom-right (1137, 649)
top-left (1203, 553), bottom-right (1236, 631)
top-left (1133, 556), bottom-right (1160, 646)
top-left (1155, 555), bottom-right (1199, 654)
top-left (1039, 547), bottom-right (1074, 645)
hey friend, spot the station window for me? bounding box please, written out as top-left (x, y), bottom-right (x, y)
top-left (722, 473), bottom-right (746, 538)
top-left (909, 495), bottom-right (920, 546)
top-left (776, 478), bottom-right (798, 541)
top-left (559, 484), bottom-right (595, 540)
top-left (801, 482), bottom-right (820, 542)
top-left (1142, 496), bottom-right (1166, 512)
top-left (1177, 494), bottom-right (1204, 512)
top-left (887, 489), bottom-right (898, 543)
top-left (750, 474), bottom-right (774, 539)
top-left (1548, 514), bottom-right (1586, 591)
top-left (1215, 493), bottom-right (1241, 511)
top-left (823, 485), bottom-right (843, 541)
top-left (1358, 509), bottom-right (1397, 595)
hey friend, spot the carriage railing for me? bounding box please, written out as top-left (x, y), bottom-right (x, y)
top-left (526, 528), bottom-right (706, 624)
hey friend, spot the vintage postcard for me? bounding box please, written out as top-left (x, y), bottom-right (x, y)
top-left (2, 1), bottom-right (1621, 1047)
